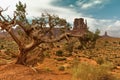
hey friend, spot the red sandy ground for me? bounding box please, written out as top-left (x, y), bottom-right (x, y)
top-left (0, 57), bottom-right (120, 80)
top-left (0, 57), bottom-right (99, 80)
top-left (0, 63), bottom-right (72, 80)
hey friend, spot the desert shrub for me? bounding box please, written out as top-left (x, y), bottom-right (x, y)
top-left (104, 41), bottom-right (109, 46)
top-left (119, 41), bottom-right (120, 45)
top-left (114, 60), bottom-right (120, 66)
top-left (113, 41), bottom-right (117, 44)
top-left (77, 45), bottom-right (83, 50)
top-left (0, 45), bottom-right (4, 49)
top-left (72, 62), bottom-right (118, 80)
top-left (105, 41), bottom-right (109, 44)
top-left (96, 57), bottom-right (105, 65)
top-left (55, 50), bottom-right (63, 56)
top-left (78, 29), bottom-right (100, 49)
top-left (58, 66), bottom-right (65, 71)
top-left (103, 44), bottom-right (107, 47)
top-left (101, 62), bottom-right (117, 71)
top-left (43, 52), bottom-right (50, 58)
top-left (64, 42), bottom-right (74, 53)
top-left (55, 57), bottom-right (66, 61)
top-left (63, 51), bottom-right (73, 57)
top-left (64, 53), bottom-right (72, 57)
top-left (44, 67), bottom-right (52, 72)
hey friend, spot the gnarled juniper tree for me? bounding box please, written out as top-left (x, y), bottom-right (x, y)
top-left (0, 1), bottom-right (99, 65)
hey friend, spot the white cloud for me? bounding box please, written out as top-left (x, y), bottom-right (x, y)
top-left (69, 4), bottom-right (74, 8)
top-left (0, 0), bottom-right (26, 16)
top-left (21, 0), bottom-right (84, 23)
top-left (0, 0), bottom-right (83, 26)
top-left (106, 21), bottom-right (120, 37)
top-left (76, 0), bottom-right (109, 9)
top-left (85, 18), bottom-right (120, 37)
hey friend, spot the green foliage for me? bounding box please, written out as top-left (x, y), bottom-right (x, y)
top-left (55, 50), bottom-right (63, 57)
top-left (119, 41), bottom-right (120, 45)
top-left (0, 45), bottom-right (4, 49)
top-left (113, 41), bottom-right (117, 44)
top-left (72, 62), bottom-right (118, 80)
top-left (43, 52), bottom-right (50, 58)
top-left (105, 41), bottom-right (109, 44)
top-left (66, 23), bottom-right (72, 30)
top-left (44, 67), bottom-right (52, 72)
top-left (58, 66), bottom-right (65, 71)
top-left (114, 60), bottom-right (120, 66)
top-left (15, 1), bottom-right (27, 22)
top-left (96, 57), bottom-right (105, 65)
top-left (94, 29), bottom-right (100, 39)
top-left (55, 57), bottom-right (66, 61)
top-left (86, 29), bottom-right (100, 42)
top-left (64, 42), bottom-right (74, 53)
top-left (79, 29), bottom-right (100, 49)
top-left (31, 13), bottom-right (72, 33)
top-left (16, 1), bottom-right (26, 12)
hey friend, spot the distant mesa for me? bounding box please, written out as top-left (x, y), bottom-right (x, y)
top-left (102, 31), bottom-right (110, 37)
top-left (73, 18), bottom-right (87, 30)
top-left (70, 18), bottom-right (88, 35)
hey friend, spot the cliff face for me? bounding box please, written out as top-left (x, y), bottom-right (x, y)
top-left (73, 18), bottom-right (87, 30)
top-left (70, 18), bottom-right (88, 35)
top-left (102, 31), bottom-right (110, 37)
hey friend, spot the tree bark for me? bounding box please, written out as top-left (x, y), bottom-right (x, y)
top-left (16, 50), bottom-right (28, 65)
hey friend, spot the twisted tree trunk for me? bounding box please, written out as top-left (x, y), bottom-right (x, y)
top-left (16, 50), bottom-right (28, 65)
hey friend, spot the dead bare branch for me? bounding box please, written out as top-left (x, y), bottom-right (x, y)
top-left (0, 7), bottom-right (9, 22)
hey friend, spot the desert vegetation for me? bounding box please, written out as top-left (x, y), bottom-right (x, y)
top-left (0, 1), bottom-right (120, 80)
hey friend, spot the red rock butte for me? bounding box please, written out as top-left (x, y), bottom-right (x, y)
top-left (70, 18), bottom-right (88, 35)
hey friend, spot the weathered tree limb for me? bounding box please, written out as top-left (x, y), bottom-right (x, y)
top-left (41, 33), bottom-right (83, 43)
top-left (6, 26), bottom-right (22, 47)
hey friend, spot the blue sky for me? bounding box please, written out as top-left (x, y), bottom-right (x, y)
top-left (0, 0), bottom-right (120, 37)
top-left (52, 0), bottom-right (120, 19)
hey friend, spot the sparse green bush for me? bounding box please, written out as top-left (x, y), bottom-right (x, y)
top-left (55, 57), bottom-right (66, 61)
top-left (77, 45), bottom-right (82, 50)
top-left (96, 57), bottom-right (105, 65)
top-left (78, 29), bottom-right (100, 49)
top-left (113, 41), bottom-right (117, 44)
top-left (43, 52), bottom-right (50, 58)
top-left (64, 53), bottom-right (72, 57)
top-left (44, 67), bottom-right (52, 72)
top-left (0, 45), bottom-right (4, 49)
top-left (58, 66), bottom-right (65, 71)
top-left (55, 50), bottom-right (63, 57)
top-left (114, 60), bottom-right (120, 66)
top-left (105, 41), bottom-right (109, 44)
top-left (72, 62), bottom-right (118, 80)
top-left (64, 42), bottom-right (74, 53)
top-left (119, 41), bottom-right (120, 45)
top-left (101, 62), bottom-right (116, 71)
